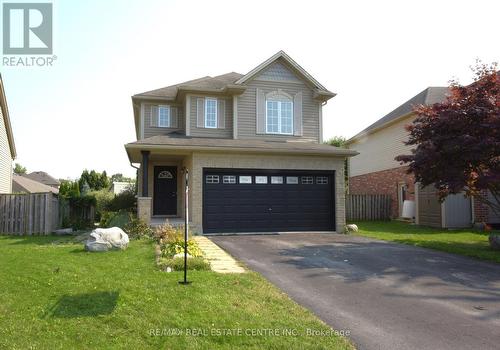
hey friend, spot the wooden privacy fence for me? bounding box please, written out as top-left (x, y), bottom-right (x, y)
top-left (346, 194), bottom-right (392, 221)
top-left (0, 193), bottom-right (60, 235)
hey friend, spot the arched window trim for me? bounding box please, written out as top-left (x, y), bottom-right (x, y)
top-left (265, 89), bottom-right (293, 102)
top-left (265, 89), bottom-right (294, 135)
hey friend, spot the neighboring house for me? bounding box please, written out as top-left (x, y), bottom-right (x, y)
top-left (12, 174), bottom-right (59, 195)
top-left (0, 74), bottom-right (16, 193)
top-left (347, 87), bottom-right (475, 228)
top-left (111, 181), bottom-right (133, 194)
top-left (125, 51), bottom-right (357, 234)
top-left (23, 171), bottom-right (60, 189)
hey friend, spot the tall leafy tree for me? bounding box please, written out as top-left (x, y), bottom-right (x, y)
top-left (13, 163), bottom-right (27, 175)
top-left (79, 169), bottom-right (110, 191)
top-left (110, 173), bottom-right (134, 183)
top-left (396, 61), bottom-right (499, 215)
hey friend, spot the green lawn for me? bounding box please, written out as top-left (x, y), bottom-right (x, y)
top-left (354, 221), bottom-right (500, 263)
top-left (0, 235), bottom-right (353, 350)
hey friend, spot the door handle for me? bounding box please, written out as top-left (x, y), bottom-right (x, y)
top-left (268, 208), bottom-right (272, 211)
top-left (172, 192), bottom-right (177, 197)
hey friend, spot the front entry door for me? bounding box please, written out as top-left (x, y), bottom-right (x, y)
top-left (153, 166), bottom-right (177, 216)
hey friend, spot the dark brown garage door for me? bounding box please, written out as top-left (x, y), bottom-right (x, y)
top-left (203, 168), bottom-right (335, 233)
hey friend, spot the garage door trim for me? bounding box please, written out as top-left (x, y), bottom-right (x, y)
top-left (202, 167), bottom-right (336, 234)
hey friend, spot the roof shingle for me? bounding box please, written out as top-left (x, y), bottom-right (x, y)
top-left (348, 87), bottom-right (449, 142)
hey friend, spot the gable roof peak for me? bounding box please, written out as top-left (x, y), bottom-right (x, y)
top-left (235, 51), bottom-right (334, 98)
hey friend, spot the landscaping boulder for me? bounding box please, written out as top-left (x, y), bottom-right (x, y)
top-left (84, 227), bottom-right (129, 252)
top-left (489, 234), bottom-right (500, 251)
top-left (345, 224), bottom-right (358, 233)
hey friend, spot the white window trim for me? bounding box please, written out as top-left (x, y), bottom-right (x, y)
top-left (205, 175), bottom-right (219, 184)
top-left (223, 175), bottom-right (236, 184)
top-left (158, 105), bottom-right (171, 128)
top-left (205, 98), bottom-right (218, 129)
top-left (265, 100), bottom-right (293, 135)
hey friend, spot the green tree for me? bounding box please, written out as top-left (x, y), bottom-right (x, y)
top-left (396, 61), bottom-right (499, 214)
top-left (324, 136), bottom-right (347, 148)
top-left (13, 163), bottom-right (27, 175)
top-left (110, 173), bottom-right (134, 183)
top-left (71, 181), bottom-right (80, 197)
top-left (59, 180), bottom-right (73, 197)
top-left (79, 169), bottom-right (110, 191)
top-left (324, 136), bottom-right (349, 190)
top-left (100, 171), bottom-right (110, 189)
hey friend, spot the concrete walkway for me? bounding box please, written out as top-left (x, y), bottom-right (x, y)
top-left (194, 236), bottom-right (245, 273)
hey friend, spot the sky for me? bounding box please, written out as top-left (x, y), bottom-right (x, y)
top-left (1, 0), bottom-right (498, 180)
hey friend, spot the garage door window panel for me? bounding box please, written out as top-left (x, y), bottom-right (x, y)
top-left (301, 176), bottom-right (314, 184)
top-left (203, 169), bottom-right (335, 233)
top-left (239, 176), bottom-right (252, 184)
top-left (223, 175), bottom-right (236, 184)
top-left (206, 175), bottom-right (219, 184)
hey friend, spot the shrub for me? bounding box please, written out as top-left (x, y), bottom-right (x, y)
top-left (124, 217), bottom-right (153, 240)
top-left (70, 218), bottom-right (93, 231)
top-left (155, 222), bottom-right (203, 258)
top-left (88, 189), bottom-right (114, 221)
top-left (157, 256), bottom-right (210, 271)
top-left (100, 210), bottom-right (131, 229)
top-left (107, 188), bottom-right (136, 212)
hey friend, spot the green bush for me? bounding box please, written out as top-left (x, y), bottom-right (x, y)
top-left (107, 188), bottom-right (136, 212)
top-left (88, 189), bottom-right (114, 221)
top-left (100, 210), bottom-right (131, 229)
top-left (155, 222), bottom-right (203, 258)
top-left (124, 217), bottom-right (153, 240)
top-left (70, 218), bottom-right (93, 231)
top-left (157, 256), bottom-right (210, 271)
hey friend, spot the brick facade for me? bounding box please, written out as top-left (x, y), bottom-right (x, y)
top-left (473, 190), bottom-right (493, 223)
top-left (139, 152), bottom-right (348, 233)
top-left (191, 152), bottom-right (347, 233)
top-left (349, 166), bottom-right (415, 218)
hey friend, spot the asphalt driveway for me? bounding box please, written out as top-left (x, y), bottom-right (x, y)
top-left (211, 233), bottom-right (500, 350)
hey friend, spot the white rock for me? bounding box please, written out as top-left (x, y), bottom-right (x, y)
top-left (166, 267), bottom-right (172, 273)
top-left (84, 227), bottom-right (129, 252)
top-left (346, 224), bottom-right (359, 233)
top-left (174, 253), bottom-right (192, 259)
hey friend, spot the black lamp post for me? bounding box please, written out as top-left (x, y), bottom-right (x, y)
top-left (179, 167), bottom-right (191, 285)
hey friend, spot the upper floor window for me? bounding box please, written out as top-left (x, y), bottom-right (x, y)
top-left (158, 106), bottom-right (170, 127)
top-left (266, 92), bottom-right (293, 135)
top-left (205, 98), bottom-right (217, 128)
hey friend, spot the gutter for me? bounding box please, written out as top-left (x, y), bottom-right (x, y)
top-left (125, 142), bottom-right (359, 157)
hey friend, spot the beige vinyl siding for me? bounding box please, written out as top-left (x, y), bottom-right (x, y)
top-left (143, 103), bottom-right (185, 139)
top-left (237, 80), bottom-right (320, 142)
top-left (348, 115), bottom-right (415, 177)
top-left (189, 96), bottom-right (233, 138)
top-left (255, 61), bottom-right (302, 83)
top-left (0, 106), bottom-right (13, 193)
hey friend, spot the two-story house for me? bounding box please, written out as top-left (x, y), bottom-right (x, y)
top-left (0, 74), bottom-right (16, 193)
top-left (125, 51), bottom-right (357, 234)
top-left (347, 87), bottom-right (477, 228)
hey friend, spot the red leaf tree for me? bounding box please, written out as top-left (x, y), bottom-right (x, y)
top-left (396, 62), bottom-right (500, 216)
